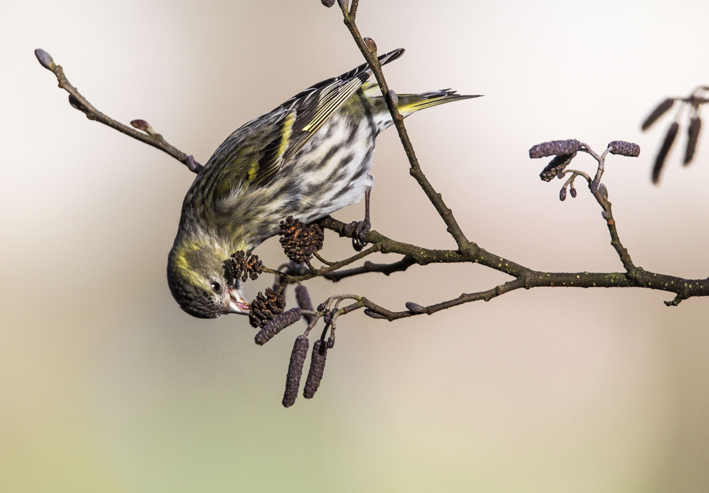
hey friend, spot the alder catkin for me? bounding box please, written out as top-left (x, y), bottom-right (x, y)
top-left (641, 98), bottom-right (674, 131)
top-left (254, 308), bottom-right (302, 346)
top-left (607, 141), bottom-right (640, 157)
top-left (303, 340), bottom-right (328, 399)
top-left (282, 335), bottom-right (309, 408)
top-left (684, 116), bottom-right (702, 165)
top-left (529, 139), bottom-right (581, 159)
top-left (652, 122), bottom-right (679, 184)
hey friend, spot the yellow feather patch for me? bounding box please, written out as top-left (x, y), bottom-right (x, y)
top-left (279, 111), bottom-right (296, 155)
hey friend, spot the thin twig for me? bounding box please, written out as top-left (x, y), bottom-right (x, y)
top-left (337, 7), bottom-right (473, 253)
top-left (34, 49), bottom-right (202, 172)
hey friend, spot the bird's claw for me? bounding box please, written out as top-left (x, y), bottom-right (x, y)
top-left (344, 219), bottom-right (371, 251)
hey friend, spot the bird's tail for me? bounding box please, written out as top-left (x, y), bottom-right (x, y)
top-left (396, 89), bottom-right (481, 116)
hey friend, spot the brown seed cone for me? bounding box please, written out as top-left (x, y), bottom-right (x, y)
top-left (684, 116), bottom-right (702, 165)
top-left (279, 216), bottom-right (324, 264)
top-left (249, 287), bottom-right (286, 328)
top-left (283, 335), bottom-right (309, 408)
top-left (226, 251), bottom-right (263, 283)
top-left (304, 340), bottom-right (328, 399)
top-left (652, 122), bottom-right (679, 184)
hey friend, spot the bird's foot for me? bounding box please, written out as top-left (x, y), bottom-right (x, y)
top-left (343, 218), bottom-right (371, 251)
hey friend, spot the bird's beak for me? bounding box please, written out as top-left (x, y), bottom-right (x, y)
top-left (224, 287), bottom-right (250, 315)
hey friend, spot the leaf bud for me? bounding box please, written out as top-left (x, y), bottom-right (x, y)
top-left (364, 37), bottom-right (377, 56)
top-left (130, 119), bottom-right (151, 132)
top-left (34, 49), bottom-right (55, 71)
top-left (597, 183), bottom-right (608, 202)
top-left (405, 302), bottom-right (426, 314)
top-left (364, 309), bottom-right (387, 319)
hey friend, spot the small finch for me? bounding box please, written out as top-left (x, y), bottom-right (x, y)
top-left (167, 49), bottom-right (479, 318)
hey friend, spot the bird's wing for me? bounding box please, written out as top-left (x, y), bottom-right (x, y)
top-left (208, 49), bottom-right (405, 198)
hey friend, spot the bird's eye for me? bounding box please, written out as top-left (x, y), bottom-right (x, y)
top-left (211, 281), bottom-right (222, 293)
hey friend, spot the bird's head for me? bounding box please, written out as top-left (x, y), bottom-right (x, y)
top-left (167, 238), bottom-right (250, 319)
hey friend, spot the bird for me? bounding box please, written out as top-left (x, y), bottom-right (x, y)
top-left (167, 48), bottom-right (479, 319)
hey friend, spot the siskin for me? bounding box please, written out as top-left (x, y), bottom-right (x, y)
top-left (167, 49), bottom-right (478, 318)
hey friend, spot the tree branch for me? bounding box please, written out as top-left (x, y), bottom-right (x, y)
top-left (337, 6), bottom-right (473, 252)
top-left (34, 49), bottom-right (202, 173)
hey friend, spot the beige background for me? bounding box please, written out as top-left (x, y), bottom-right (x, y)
top-left (2, 0), bottom-right (709, 491)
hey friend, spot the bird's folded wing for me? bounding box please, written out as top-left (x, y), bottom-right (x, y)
top-left (210, 48), bottom-right (405, 199)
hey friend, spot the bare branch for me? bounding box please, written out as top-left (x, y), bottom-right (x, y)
top-left (34, 48), bottom-right (202, 172)
top-left (336, 8), bottom-right (473, 252)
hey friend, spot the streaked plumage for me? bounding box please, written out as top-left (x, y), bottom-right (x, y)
top-left (167, 49), bottom-right (477, 318)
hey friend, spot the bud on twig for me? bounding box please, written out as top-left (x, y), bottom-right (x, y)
top-left (559, 187), bottom-right (567, 201)
top-left (130, 119), bottom-right (151, 132)
top-left (68, 94), bottom-right (88, 113)
top-left (387, 90), bottom-right (399, 109)
top-left (364, 37), bottom-right (377, 56)
top-left (364, 309), bottom-right (387, 319)
top-left (641, 98), bottom-right (675, 131)
top-left (529, 139), bottom-right (582, 159)
top-left (283, 335), bottom-right (309, 408)
top-left (597, 183), bottom-right (609, 202)
top-left (570, 187), bottom-right (577, 198)
top-left (684, 116), bottom-right (702, 165)
top-left (321, 0), bottom-right (336, 6)
top-left (652, 122), bottom-right (679, 184)
top-left (337, 0), bottom-right (350, 11)
top-left (304, 340), bottom-right (327, 399)
top-left (607, 141), bottom-right (640, 157)
top-left (405, 302), bottom-right (426, 314)
top-left (34, 49), bottom-right (55, 71)
top-left (255, 308), bottom-right (302, 346)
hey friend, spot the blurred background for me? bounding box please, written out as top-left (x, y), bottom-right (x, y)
top-left (3, 0), bottom-right (709, 491)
